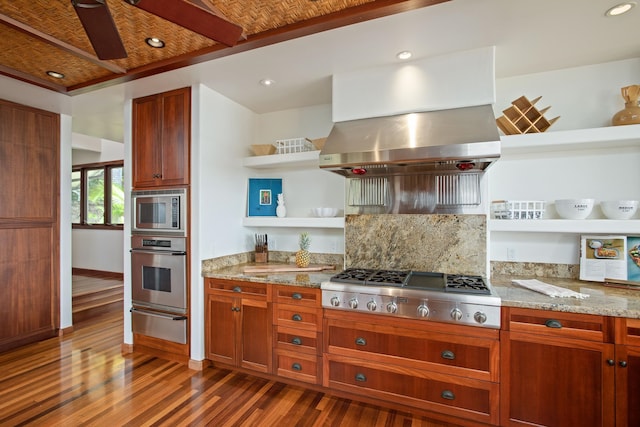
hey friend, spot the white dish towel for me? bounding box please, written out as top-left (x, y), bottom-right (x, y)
top-left (512, 279), bottom-right (590, 299)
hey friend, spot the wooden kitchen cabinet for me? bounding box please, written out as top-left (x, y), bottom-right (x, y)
top-left (132, 87), bottom-right (190, 189)
top-left (0, 100), bottom-right (60, 352)
top-left (614, 318), bottom-right (640, 427)
top-left (205, 279), bottom-right (272, 373)
top-left (500, 307), bottom-right (616, 427)
top-left (323, 309), bottom-right (500, 425)
top-left (272, 285), bottom-right (322, 384)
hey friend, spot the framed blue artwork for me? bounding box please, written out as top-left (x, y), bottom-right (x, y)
top-left (247, 178), bottom-right (282, 216)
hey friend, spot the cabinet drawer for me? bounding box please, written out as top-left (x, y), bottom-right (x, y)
top-left (325, 355), bottom-right (498, 425)
top-left (504, 307), bottom-right (613, 342)
top-left (274, 325), bottom-right (320, 355)
top-left (273, 304), bottom-right (322, 331)
top-left (206, 279), bottom-right (267, 297)
top-left (615, 317), bottom-right (640, 346)
top-left (272, 285), bottom-right (320, 307)
top-left (325, 318), bottom-right (499, 382)
top-left (275, 350), bottom-right (321, 384)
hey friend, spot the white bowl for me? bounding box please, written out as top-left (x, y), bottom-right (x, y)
top-left (600, 200), bottom-right (639, 220)
top-left (311, 207), bottom-right (338, 217)
top-left (555, 199), bottom-right (594, 219)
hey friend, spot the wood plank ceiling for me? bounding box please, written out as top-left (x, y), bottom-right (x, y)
top-left (0, 0), bottom-right (447, 95)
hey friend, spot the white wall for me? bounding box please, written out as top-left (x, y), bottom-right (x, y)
top-left (489, 58), bottom-right (640, 265)
top-left (251, 104), bottom-right (345, 253)
top-left (191, 84), bottom-right (257, 360)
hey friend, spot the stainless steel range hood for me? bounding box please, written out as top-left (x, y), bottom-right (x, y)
top-left (318, 105), bottom-right (501, 178)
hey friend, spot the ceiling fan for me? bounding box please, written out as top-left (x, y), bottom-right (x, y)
top-left (71, 0), bottom-right (244, 60)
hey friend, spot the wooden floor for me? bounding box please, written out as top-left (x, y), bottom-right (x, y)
top-left (72, 274), bottom-right (124, 323)
top-left (0, 278), bottom-right (458, 426)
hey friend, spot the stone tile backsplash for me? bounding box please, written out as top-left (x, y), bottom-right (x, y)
top-left (344, 214), bottom-right (486, 276)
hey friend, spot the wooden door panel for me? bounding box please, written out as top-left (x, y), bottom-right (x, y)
top-left (206, 294), bottom-right (235, 363)
top-left (0, 99), bottom-right (59, 352)
top-left (240, 300), bottom-right (271, 372)
top-left (0, 227), bottom-right (57, 350)
top-left (615, 345), bottom-right (640, 427)
top-left (132, 95), bottom-right (161, 187)
top-left (159, 89), bottom-right (190, 185)
top-left (503, 331), bottom-right (615, 427)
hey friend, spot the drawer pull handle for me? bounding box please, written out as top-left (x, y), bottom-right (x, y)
top-left (620, 360), bottom-right (628, 368)
top-left (355, 373), bottom-right (367, 382)
top-left (607, 359), bottom-right (615, 366)
top-left (291, 337), bottom-right (302, 345)
top-left (292, 314), bottom-right (302, 321)
top-left (231, 307), bottom-right (240, 312)
top-left (232, 286), bottom-right (242, 293)
top-left (441, 350), bottom-right (455, 360)
top-left (441, 390), bottom-right (455, 400)
top-left (545, 319), bottom-right (562, 328)
top-left (292, 293), bottom-right (302, 300)
top-left (291, 363), bottom-right (302, 371)
top-left (355, 337), bottom-right (367, 346)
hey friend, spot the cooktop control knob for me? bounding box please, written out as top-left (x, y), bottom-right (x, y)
top-left (348, 298), bottom-right (358, 309)
top-left (417, 304), bottom-right (430, 318)
top-left (330, 296), bottom-right (340, 307)
top-left (474, 311), bottom-right (487, 324)
top-left (386, 302), bottom-right (398, 314)
top-left (366, 300), bottom-right (377, 311)
top-left (451, 308), bottom-right (463, 321)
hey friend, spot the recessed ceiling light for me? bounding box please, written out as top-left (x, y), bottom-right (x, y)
top-left (396, 51), bottom-right (413, 60)
top-left (259, 79), bottom-right (275, 86)
top-left (145, 37), bottom-right (165, 48)
top-left (605, 2), bottom-right (636, 16)
top-left (46, 71), bottom-right (65, 79)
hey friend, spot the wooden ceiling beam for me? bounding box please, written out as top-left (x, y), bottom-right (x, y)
top-left (0, 13), bottom-right (126, 74)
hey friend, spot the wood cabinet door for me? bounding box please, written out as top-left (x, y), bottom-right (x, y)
top-left (240, 297), bottom-right (271, 373)
top-left (501, 330), bottom-right (615, 427)
top-left (615, 345), bottom-right (640, 427)
top-left (132, 87), bottom-right (190, 189)
top-left (131, 94), bottom-right (161, 188)
top-left (205, 293), bottom-right (236, 365)
top-left (158, 88), bottom-right (190, 187)
top-left (0, 100), bottom-right (59, 352)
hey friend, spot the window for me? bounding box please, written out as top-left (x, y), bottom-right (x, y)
top-left (72, 161), bottom-right (124, 229)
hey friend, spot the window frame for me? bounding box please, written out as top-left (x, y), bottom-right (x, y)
top-left (72, 160), bottom-right (124, 230)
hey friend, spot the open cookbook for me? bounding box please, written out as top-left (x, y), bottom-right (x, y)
top-left (580, 235), bottom-right (640, 286)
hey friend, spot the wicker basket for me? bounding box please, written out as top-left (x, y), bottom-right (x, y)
top-left (491, 200), bottom-right (546, 220)
top-left (250, 144), bottom-right (276, 156)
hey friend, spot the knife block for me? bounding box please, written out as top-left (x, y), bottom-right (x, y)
top-left (255, 250), bottom-right (268, 263)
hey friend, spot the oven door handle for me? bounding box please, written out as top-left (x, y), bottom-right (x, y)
top-left (130, 249), bottom-right (187, 256)
top-left (130, 307), bottom-right (187, 321)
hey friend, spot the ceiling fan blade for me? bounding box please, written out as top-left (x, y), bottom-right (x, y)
top-left (127, 0), bottom-right (243, 47)
top-left (71, 0), bottom-right (127, 60)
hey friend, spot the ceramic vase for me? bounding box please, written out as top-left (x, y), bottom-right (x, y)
top-left (276, 193), bottom-right (286, 218)
top-left (612, 85), bottom-right (640, 126)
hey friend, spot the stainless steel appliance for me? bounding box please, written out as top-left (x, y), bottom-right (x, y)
top-left (321, 268), bottom-right (501, 328)
top-left (130, 235), bottom-right (188, 344)
top-left (318, 105), bottom-right (500, 215)
top-left (131, 188), bottom-right (187, 235)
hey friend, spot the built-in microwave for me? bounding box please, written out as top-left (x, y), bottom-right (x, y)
top-left (131, 188), bottom-right (187, 235)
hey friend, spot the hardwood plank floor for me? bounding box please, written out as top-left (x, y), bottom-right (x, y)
top-left (0, 310), bottom-right (459, 426)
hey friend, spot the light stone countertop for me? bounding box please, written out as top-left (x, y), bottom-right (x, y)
top-left (491, 275), bottom-right (640, 319)
top-left (202, 263), bottom-right (341, 288)
top-left (202, 264), bottom-right (640, 319)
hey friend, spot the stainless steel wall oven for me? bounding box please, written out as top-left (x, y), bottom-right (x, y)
top-left (130, 234), bottom-right (188, 344)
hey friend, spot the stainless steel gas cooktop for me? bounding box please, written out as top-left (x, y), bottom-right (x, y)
top-left (321, 268), bottom-right (501, 328)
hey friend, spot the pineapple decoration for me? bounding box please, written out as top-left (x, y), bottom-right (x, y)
top-left (295, 232), bottom-right (311, 268)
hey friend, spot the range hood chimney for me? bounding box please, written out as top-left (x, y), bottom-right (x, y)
top-left (319, 104), bottom-right (501, 178)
